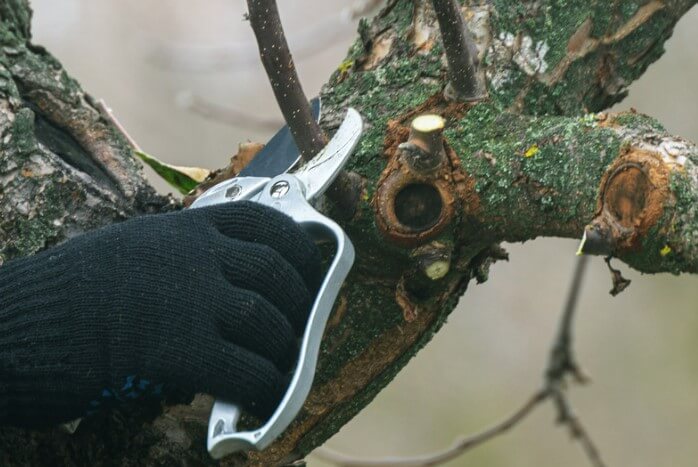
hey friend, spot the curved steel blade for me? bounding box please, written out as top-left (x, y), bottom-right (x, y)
top-left (238, 97), bottom-right (321, 177)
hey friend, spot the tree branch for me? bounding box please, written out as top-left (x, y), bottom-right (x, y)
top-left (429, 0), bottom-right (485, 101)
top-left (547, 256), bottom-right (589, 385)
top-left (245, 0), bottom-right (325, 162)
top-left (245, 0), bottom-right (361, 215)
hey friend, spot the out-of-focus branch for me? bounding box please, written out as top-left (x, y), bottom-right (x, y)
top-left (176, 91), bottom-right (282, 131)
top-left (547, 256), bottom-right (590, 385)
top-left (544, 256), bottom-right (606, 467)
top-left (429, 0), bottom-right (486, 101)
top-left (246, 0), bottom-right (324, 161)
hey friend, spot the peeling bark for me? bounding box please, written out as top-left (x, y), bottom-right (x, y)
top-left (0, 0), bottom-right (697, 465)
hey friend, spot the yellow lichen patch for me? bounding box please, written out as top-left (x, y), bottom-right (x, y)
top-left (337, 59), bottom-right (353, 75)
top-left (660, 245), bottom-right (672, 256)
top-left (425, 260), bottom-right (450, 280)
top-left (524, 144), bottom-right (539, 158)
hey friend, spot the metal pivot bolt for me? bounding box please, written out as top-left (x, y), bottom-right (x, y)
top-left (226, 184), bottom-right (242, 199)
top-left (270, 180), bottom-right (290, 198)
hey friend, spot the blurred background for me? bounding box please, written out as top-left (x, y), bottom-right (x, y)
top-left (29, 1), bottom-right (698, 466)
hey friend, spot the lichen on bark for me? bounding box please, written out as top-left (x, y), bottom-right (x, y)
top-left (0, 4), bottom-right (170, 263)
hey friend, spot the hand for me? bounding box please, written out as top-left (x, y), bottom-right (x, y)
top-left (0, 201), bottom-right (321, 427)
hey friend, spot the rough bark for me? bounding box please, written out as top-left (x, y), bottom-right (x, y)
top-left (0, 0), bottom-right (696, 465)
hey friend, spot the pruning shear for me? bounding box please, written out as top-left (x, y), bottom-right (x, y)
top-left (189, 103), bottom-right (363, 459)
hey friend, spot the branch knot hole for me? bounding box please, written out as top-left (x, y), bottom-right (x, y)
top-left (374, 114), bottom-right (456, 247)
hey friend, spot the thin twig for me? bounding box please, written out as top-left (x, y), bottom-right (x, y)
top-left (550, 388), bottom-right (607, 467)
top-left (429, 0), bottom-right (486, 101)
top-left (543, 255), bottom-right (608, 467)
top-left (246, 0), bottom-right (325, 162)
top-left (313, 390), bottom-right (548, 467)
top-left (547, 255), bottom-right (590, 384)
top-left (96, 99), bottom-right (142, 152)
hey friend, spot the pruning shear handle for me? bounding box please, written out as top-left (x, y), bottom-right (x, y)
top-left (207, 174), bottom-right (355, 459)
top-left (191, 108), bottom-right (363, 459)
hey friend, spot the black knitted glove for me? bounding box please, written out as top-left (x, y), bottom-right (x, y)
top-left (0, 201), bottom-right (321, 427)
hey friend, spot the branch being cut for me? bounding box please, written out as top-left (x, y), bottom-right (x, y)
top-left (246, 0), bottom-right (361, 215)
top-left (246, 0), bottom-right (325, 161)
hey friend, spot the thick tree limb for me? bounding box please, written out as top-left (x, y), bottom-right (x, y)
top-left (0, 0), bottom-right (696, 465)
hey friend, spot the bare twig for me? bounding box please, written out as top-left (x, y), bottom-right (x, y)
top-left (96, 99), bottom-right (142, 152)
top-left (176, 91), bottom-right (282, 131)
top-left (246, 0), bottom-right (325, 161)
top-left (316, 256), bottom-right (608, 467)
top-left (547, 255), bottom-right (590, 384)
top-left (314, 390), bottom-right (547, 467)
top-left (544, 256), bottom-right (608, 467)
top-left (429, 0), bottom-right (486, 101)
top-left (549, 389), bottom-right (607, 467)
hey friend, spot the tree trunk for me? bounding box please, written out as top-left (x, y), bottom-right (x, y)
top-left (0, 0), bottom-right (696, 465)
